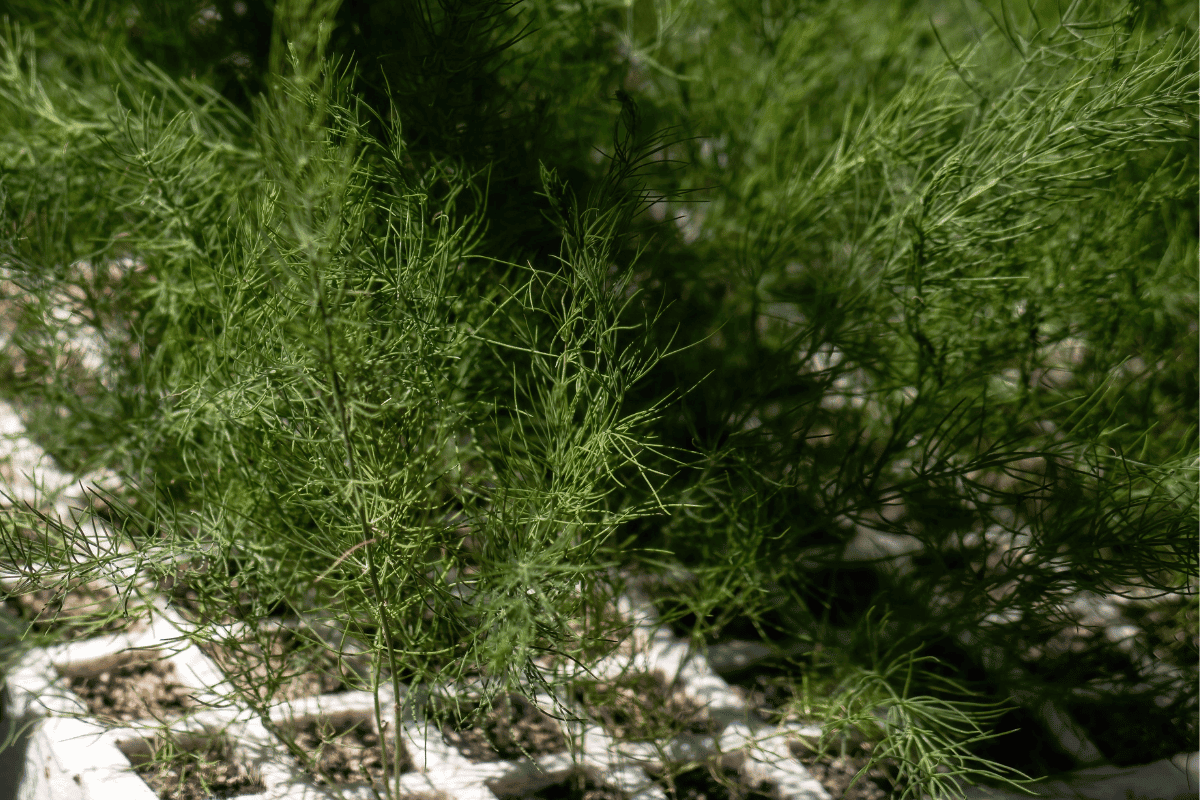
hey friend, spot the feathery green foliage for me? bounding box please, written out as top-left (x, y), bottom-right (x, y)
top-left (0, 0), bottom-right (1194, 798)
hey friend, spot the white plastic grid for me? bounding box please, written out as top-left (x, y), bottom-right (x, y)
top-left (1, 495), bottom-right (852, 800)
top-left (2, 521), bottom-right (842, 800)
top-left (0, 381), bottom-right (846, 799)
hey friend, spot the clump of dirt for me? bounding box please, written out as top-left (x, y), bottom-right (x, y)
top-left (281, 714), bottom-right (413, 789)
top-left (199, 625), bottom-right (362, 703)
top-left (123, 732), bottom-right (265, 800)
top-left (61, 653), bottom-right (198, 725)
top-left (494, 769), bottom-right (625, 800)
top-left (427, 691), bottom-right (567, 762)
top-left (573, 671), bottom-right (715, 742)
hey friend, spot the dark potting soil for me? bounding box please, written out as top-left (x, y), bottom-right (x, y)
top-left (1062, 688), bottom-right (1197, 768)
top-left (726, 664), bottom-right (805, 725)
top-left (494, 769), bottom-right (625, 800)
top-left (2, 577), bottom-right (146, 640)
top-left (531, 608), bottom-right (639, 674)
top-left (660, 587), bottom-right (805, 650)
top-left (155, 554), bottom-right (298, 628)
top-left (928, 597), bottom-right (1197, 768)
top-left (199, 625), bottom-right (361, 703)
top-left (123, 732), bottom-right (265, 800)
top-left (787, 741), bottom-right (907, 800)
top-left (572, 670), bottom-right (715, 742)
top-left (428, 690), bottom-right (568, 762)
top-left (283, 714), bottom-right (413, 789)
top-left (60, 652), bottom-right (198, 725)
top-left (651, 762), bottom-right (774, 800)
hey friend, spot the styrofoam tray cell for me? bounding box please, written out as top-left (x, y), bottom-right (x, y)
top-left (426, 690), bottom-right (568, 763)
top-left (276, 709), bottom-right (414, 792)
top-left (649, 762), bottom-right (776, 800)
top-left (570, 670), bottom-right (715, 744)
top-left (58, 650), bottom-right (199, 728)
top-left (115, 728), bottom-right (267, 800)
top-left (490, 767), bottom-right (627, 800)
top-left (197, 620), bottom-right (365, 705)
top-left (1, 575), bottom-right (148, 646)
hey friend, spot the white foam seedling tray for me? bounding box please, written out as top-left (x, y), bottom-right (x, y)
top-left (2, 531), bottom-right (840, 800)
top-left (6, 505), bottom-right (1196, 800)
top-left (0, 391), bottom-right (844, 800)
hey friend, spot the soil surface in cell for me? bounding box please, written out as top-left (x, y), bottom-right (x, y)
top-left (495, 769), bottom-right (625, 800)
top-left (126, 733), bottom-right (265, 800)
top-left (653, 762), bottom-right (775, 800)
top-left (531, 599), bottom-right (638, 674)
top-left (154, 553), bottom-right (302, 627)
top-left (573, 670), bottom-right (715, 742)
top-left (200, 625), bottom-right (361, 702)
top-left (429, 690), bottom-right (567, 761)
top-left (3, 577), bottom-right (146, 640)
top-left (284, 715), bottom-right (413, 789)
top-left (789, 740), bottom-right (908, 800)
top-left (63, 654), bottom-right (198, 725)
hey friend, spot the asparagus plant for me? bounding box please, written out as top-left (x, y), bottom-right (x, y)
top-left (0, 0), bottom-right (1194, 798)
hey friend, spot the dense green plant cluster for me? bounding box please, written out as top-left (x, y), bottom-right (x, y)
top-left (0, 1), bottom-right (1195, 798)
